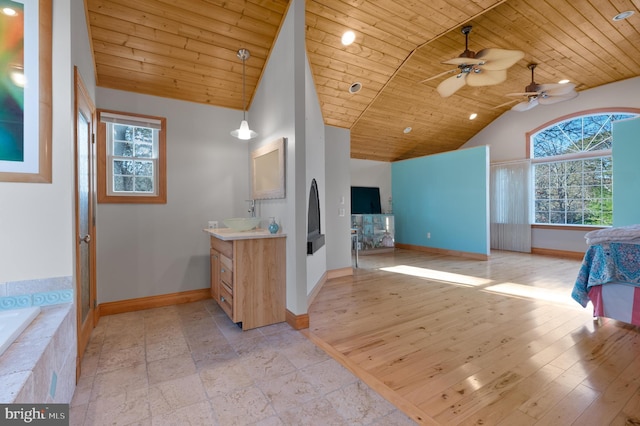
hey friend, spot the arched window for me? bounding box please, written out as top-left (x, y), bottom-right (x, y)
top-left (529, 109), bottom-right (639, 226)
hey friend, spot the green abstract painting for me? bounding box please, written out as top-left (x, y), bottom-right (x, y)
top-left (0, 0), bottom-right (25, 162)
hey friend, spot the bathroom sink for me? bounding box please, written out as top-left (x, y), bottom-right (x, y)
top-left (223, 217), bottom-right (261, 232)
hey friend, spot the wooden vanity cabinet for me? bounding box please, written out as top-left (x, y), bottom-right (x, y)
top-left (218, 254), bottom-right (234, 320)
top-left (210, 250), bottom-right (220, 302)
top-left (209, 235), bottom-right (286, 330)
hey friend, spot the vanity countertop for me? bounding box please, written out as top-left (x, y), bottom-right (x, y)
top-left (203, 228), bottom-right (286, 241)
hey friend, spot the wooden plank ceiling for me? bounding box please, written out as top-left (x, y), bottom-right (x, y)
top-left (85, 0), bottom-right (640, 162)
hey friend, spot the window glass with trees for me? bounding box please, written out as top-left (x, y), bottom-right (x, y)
top-left (531, 111), bottom-right (637, 226)
top-left (97, 110), bottom-right (167, 204)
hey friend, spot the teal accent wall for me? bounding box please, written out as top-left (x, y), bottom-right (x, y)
top-left (391, 146), bottom-right (489, 255)
top-left (613, 117), bottom-right (640, 226)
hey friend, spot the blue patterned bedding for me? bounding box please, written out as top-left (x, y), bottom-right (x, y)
top-left (571, 242), bottom-right (640, 307)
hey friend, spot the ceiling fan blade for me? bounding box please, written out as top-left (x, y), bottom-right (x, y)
top-left (442, 56), bottom-right (485, 66)
top-left (420, 68), bottom-right (459, 83)
top-left (506, 91), bottom-right (539, 97)
top-left (466, 68), bottom-right (507, 86)
top-left (512, 98), bottom-right (539, 112)
top-left (538, 91), bottom-right (579, 105)
top-left (537, 83), bottom-right (577, 97)
top-left (475, 48), bottom-right (525, 70)
top-left (493, 99), bottom-right (518, 109)
top-left (437, 74), bottom-right (467, 97)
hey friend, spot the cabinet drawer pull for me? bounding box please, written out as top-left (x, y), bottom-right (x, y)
top-left (221, 296), bottom-right (226, 303)
top-left (221, 268), bottom-right (225, 273)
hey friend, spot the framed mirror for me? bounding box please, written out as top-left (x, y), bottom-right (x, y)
top-left (252, 137), bottom-right (285, 199)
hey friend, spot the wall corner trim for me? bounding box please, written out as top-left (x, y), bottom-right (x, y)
top-left (327, 267), bottom-right (353, 279)
top-left (286, 310), bottom-right (309, 330)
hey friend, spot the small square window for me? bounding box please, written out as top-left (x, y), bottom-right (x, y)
top-left (97, 110), bottom-right (167, 204)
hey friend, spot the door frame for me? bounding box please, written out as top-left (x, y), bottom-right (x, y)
top-left (74, 67), bottom-right (97, 380)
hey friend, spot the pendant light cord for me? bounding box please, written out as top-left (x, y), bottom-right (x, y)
top-left (242, 53), bottom-right (247, 120)
top-left (230, 48), bottom-right (257, 140)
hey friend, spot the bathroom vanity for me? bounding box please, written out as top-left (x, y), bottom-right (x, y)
top-left (204, 228), bottom-right (286, 330)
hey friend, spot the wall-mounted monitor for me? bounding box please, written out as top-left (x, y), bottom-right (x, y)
top-left (351, 186), bottom-right (381, 214)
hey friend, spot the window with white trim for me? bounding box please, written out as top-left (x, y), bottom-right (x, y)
top-left (97, 110), bottom-right (167, 204)
top-left (530, 111), bottom-right (638, 226)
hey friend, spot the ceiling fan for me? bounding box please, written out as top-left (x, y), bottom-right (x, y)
top-left (421, 25), bottom-right (524, 97)
top-left (505, 63), bottom-right (578, 111)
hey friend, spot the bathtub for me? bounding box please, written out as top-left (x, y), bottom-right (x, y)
top-left (0, 306), bottom-right (41, 357)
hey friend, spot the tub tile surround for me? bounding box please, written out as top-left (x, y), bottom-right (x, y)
top-left (70, 300), bottom-right (418, 425)
top-left (0, 276), bottom-right (76, 404)
top-left (0, 276), bottom-right (73, 310)
top-left (0, 303), bottom-right (76, 403)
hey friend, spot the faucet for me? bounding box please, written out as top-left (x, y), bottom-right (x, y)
top-left (246, 199), bottom-right (256, 217)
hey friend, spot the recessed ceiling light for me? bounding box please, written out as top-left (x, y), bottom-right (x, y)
top-left (2, 7), bottom-right (17, 16)
top-left (558, 79), bottom-right (570, 84)
top-left (613, 11), bottom-right (634, 21)
top-left (348, 82), bottom-right (362, 94)
top-left (403, 127), bottom-right (412, 134)
top-left (341, 31), bottom-right (356, 46)
top-left (469, 113), bottom-right (478, 120)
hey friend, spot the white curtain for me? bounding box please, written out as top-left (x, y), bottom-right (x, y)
top-left (490, 161), bottom-right (531, 252)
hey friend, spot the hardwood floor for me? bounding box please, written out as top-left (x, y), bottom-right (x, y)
top-left (306, 249), bottom-right (640, 425)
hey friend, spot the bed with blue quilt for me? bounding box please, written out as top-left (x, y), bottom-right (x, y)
top-left (571, 225), bottom-right (640, 327)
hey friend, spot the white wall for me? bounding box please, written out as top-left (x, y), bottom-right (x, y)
top-left (304, 57), bottom-right (327, 295)
top-left (249, 0), bottom-right (309, 315)
top-left (0, 0), bottom-right (76, 283)
top-left (251, 0), bottom-right (333, 310)
top-left (462, 77), bottom-right (640, 252)
top-left (246, 8), bottom-right (296, 239)
top-left (325, 126), bottom-right (352, 271)
top-left (350, 159), bottom-right (393, 214)
top-left (95, 89), bottom-right (249, 302)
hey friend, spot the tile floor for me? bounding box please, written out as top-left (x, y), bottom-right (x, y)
top-left (70, 299), bottom-right (417, 425)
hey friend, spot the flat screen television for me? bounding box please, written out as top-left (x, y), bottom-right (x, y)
top-left (351, 186), bottom-right (382, 214)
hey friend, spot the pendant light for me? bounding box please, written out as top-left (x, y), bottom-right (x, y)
top-left (231, 48), bottom-right (257, 140)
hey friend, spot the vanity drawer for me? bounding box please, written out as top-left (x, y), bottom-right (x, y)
top-left (210, 237), bottom-right (233, 259)
top-left (218, 283), bottom-right (233, 319)
top-left (220, 255), bottom-right (233, 288)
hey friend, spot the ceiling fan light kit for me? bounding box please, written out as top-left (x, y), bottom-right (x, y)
top-left (231, 48), bottom-right (258, 140)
